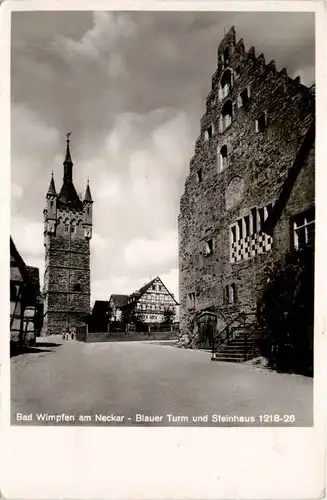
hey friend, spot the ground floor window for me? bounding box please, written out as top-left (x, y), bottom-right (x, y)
top-left (225, 283), bottom-right (236, 305)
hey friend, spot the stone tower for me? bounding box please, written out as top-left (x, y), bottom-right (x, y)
top-left (43, 135), bottom-right (93, 335)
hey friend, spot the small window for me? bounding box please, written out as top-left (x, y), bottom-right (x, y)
top-left (73, 284), bottom-right (81, 292)
top-left (152, 285), bottom-right (156, 291)
top-left (218, 145), bottom-right (228, 172)
top-left (204, 123), bottom-right (214, 141)
top-left (255, 113), bottom-right (267, 133)
top-left (197, 169), bottom-right (203, 183)
top-left (244, 215), bottom-right (250, 238)
top-left (220, 100), bottom-right (233, 132)
top-left (239, 87), bottom-right (250, 107)
top-left (64, 224), bottom-right (69, 233)
top-left (231, 225), bottom-right (237, 243)
top-left (71, 223), bottom-right (76, 234)
top-left (293, 208), bottom-right (315, 250)
top-left (237, 219), bottom-right (243, 240)
top-left (258, 207), bottom-right (265, 231)
top-left (251, 208), bottom-right (257, 234)
top-left (205, 238), bottom-right (214, 255)
top-left (87, 207), bottom-right (90, 215)
top-left (225, 284), bottom-right (236, 305)
top-left (187, 292), bottom-right (196, 308)
top-left (50, 201), bottom-right (54, 208)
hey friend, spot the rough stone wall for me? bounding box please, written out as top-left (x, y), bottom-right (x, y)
top-left (178, 26), bottom-right (315, 340)
top-left (43, 205), bottom-right (91, 335)
top-left (272, 146), bottom-right (315, 260)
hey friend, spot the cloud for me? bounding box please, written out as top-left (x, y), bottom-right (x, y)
top-left (124, 230), bottom-right (178, 272)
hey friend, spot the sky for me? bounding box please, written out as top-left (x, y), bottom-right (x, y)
top-left (10, 10), bottom-right (315, 304)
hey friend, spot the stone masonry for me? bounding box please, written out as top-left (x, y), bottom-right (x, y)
top-left (178, 26), bottom-right (315, 343)
top-left (42, 137), bottom-right (93, 335)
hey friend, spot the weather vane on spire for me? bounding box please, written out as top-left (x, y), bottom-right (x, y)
top-left (66, 131), bottom-right (72, 143)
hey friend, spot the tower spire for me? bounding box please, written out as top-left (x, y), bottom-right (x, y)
top-left (83, 177), bottom-right (93, 203)
top-left (63, 132), bottom-right (73, 183)
top-left (47, 171), bottom-right (56, 196)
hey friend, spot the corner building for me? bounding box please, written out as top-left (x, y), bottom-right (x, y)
top-left (43, 137), bottom-right (93, 335)
top-left (178, 27), bottom-right (315, 343)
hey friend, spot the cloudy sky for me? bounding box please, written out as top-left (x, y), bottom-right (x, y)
top-left (11, 10), bottom-right (315, 304)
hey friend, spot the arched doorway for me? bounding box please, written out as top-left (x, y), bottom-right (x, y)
top-left (196, 310), bottom-right (228, 349)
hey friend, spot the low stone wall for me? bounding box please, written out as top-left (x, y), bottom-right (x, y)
top-left (78, 331), bottom-right (178, 343)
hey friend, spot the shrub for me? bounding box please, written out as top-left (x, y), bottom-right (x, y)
top-left (257, 248), bottom-right (314, 376)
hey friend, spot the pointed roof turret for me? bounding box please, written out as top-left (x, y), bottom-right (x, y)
top-left (83, 178), bottom-right (93, 203)
top-left (47, 172), bottom-right (56, 196)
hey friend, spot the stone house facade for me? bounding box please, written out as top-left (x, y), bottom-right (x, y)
top-left (42, 137), bottom-right (93, 335)
top-left (178, 27), bottom-right (315, 343)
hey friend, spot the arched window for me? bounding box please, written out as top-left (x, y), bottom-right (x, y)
top-left (64, 219), bottom-right (69, 233)
top-left (220, 100), bottom-right (233, 132)
top-left (71, 221), bottom-right (76, 234)
top-left (219, 69), bottom-right (233, 100)
top-left (218, 145), bottom-right (228, 172)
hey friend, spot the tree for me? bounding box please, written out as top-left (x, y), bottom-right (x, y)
top-left (162, 307), bottom-right (175, 325)
top-left (257, 248), bottom-right (314, 376)
top-left (121, 306), bottom-right (145, 325)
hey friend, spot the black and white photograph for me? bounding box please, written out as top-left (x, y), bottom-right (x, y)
top-left (9, 7), bottom-right (316, 430)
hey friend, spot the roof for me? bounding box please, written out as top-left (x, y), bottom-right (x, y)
top-left (109, 294), bottom-right (128, 307)
top-left (263, 119), bottom-right (315, 235)
top-left (47, 174), bottom-right (56, 195)
top-left (10, 237), bottom-right (38, 303)
top-left (84, 182), bottom-right (93, 203)
top-left (57, 182), bottom-right (83, 211)
top-left (129, 277), bottom-right (179, 305)
top-left (92, 300), bottom-right (109, 315)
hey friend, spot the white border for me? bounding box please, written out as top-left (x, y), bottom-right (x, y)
top-left (1, 1), bottom-right (325, 499)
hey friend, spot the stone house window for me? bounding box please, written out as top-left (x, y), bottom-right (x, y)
top-left (204, 123), bottom-right (215, 141)
top-left (205, 238), bottom-right (215, 255)
top-left (230, 203), bottom-right (274, 263)
top-left (220, 100), bottom-right (233, 132)
top-left (292, 207), bottom-right (315, 250)
top-left (197, 169), bottom-right (203, 183)
top-left (238, 86), bottom-right (251, 107)
top-left (219, 69), bottom-right (233, 100)
top-left (64, 223), bottom-right (69, 233)
top-left (71, 221), bottom-right (76, 234)
top-left (225, 284), bottom-right (236, 305)
top-left (187, 292), bottom-right (196, 309)
top-left (255, 112), bottom-right (267, 132)
top-left (218, 145), bottom-right (228, 172)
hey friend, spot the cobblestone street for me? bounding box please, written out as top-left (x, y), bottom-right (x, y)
top-left (11, 336), bottom-right (313, 426)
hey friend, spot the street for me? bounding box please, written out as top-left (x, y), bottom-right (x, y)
top-left (11, 336), bottom-right (313, 426)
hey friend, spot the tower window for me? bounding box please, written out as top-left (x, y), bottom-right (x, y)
top-left (223, 47), bottom-right (229, 65)
top-left (71, 223), bottom-right (76, 234)
top-left (197, 169), bottom-right (203, 183)
top-left (50, 201), bottom-right (54, 208)
top-left (64, 223), bottom-right (69, 233)
top-left (73, 284), bottom-right (81, 292)
top-left (255, 113), bottom-right (267, 133)
top-left (218, 145), bottom-right (228, 172)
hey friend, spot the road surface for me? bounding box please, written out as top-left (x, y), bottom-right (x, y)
top-left (11, 335), bottom-right (313, 426)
